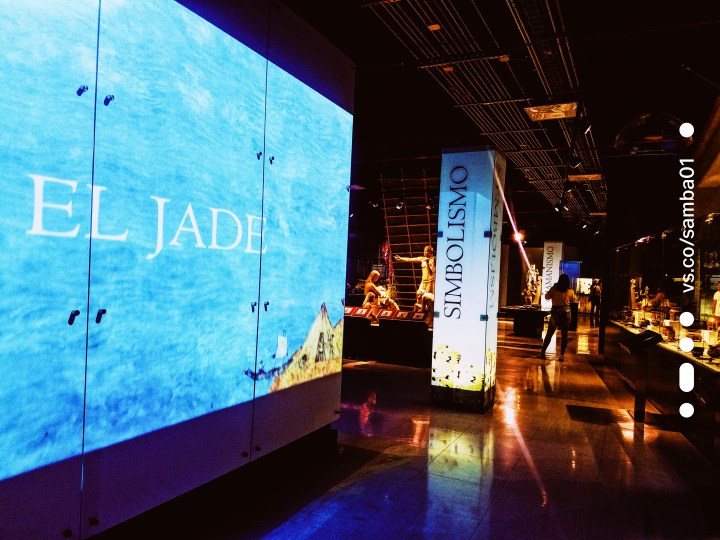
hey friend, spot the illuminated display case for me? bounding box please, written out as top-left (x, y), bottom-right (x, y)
top-left (604, 208), bottom-right (720, 467)
top-left (0, 0), bottom-right (353, 537)
top-left (608, 209), bottom-right (720, 336)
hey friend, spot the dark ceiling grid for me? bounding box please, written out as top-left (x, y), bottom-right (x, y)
top-left (363, 0), bottom-right (607, 226)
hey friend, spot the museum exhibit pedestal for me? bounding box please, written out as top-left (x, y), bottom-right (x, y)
top-left (343, 315), bottom-right (432, 368)
top-left (503, 306), bottom-right (549, 338)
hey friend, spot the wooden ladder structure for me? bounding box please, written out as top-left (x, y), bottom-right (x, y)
top-left (380, 173), bottom-right (439, 310)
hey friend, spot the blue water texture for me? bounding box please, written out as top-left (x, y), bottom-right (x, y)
top-left (0, 0), bottom-right (352, 480)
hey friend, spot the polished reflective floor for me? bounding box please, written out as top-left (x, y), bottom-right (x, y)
top-left (98, 316), bottom-right (719, 539)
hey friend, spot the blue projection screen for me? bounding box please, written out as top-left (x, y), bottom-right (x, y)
top-left (254, 61), bottom-right (352, 397)
top-left (0, 0), bottom-right (352, 484)
top-left (83, 0), bottom-right (269, 456)
top-left (0, 0), bottom-right (100, 483)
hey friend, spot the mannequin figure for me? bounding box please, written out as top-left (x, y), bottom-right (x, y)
top-left (629, 279), bottom-right (638, 309)
top-left (533, 276), bottom-right (543, 305)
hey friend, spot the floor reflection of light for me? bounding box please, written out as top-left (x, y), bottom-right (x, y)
top-left (358, 391), bottom-right (377, 435)
top-left (577, 334), bottom-right (590, 355)
top-left (617, 418), bottom-right (659, 444)
top-left (340, 388), bottom-right (382, 437)
top-left (411, 415), bottom-right (430, 447)
top-left (501, 390), bottom-right (518, 427)
top-left (426, 427), bottom-right (495, 532)
top-left (500, 397), bottom-right (549, 507)
top-left (428, 427), bottom-right (495, 488)
top-left (619, 420), bottom-right (635, 441)
top-left (551, 362), bottom-right (562, 392)
top-left (427, 428), bottom-right (461, 458)
top-left (447, 430), bottom-right (495, 460)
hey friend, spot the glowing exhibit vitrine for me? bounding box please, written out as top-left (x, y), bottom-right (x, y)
top-left (0, 0), bottom-right (353, 537)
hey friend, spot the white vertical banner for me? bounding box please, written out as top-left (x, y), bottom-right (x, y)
top-left (541, 241), bottom-right (564, 310)
top-left (431, 147), bottom-right (505, 412)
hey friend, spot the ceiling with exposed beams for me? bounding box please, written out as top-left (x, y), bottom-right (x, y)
top-left (357, 0), bottom-right (606, 221)
top-left (281, 0), bottom-right (720, 250)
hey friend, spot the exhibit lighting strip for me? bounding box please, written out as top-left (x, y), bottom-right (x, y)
top-left (494, 168), bottom-right (532, 270)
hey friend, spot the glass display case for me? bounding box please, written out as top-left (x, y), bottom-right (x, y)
top-left (609, 209), bottom-right (720, 353)
top-left (605, 207), bottom-right (720, 471)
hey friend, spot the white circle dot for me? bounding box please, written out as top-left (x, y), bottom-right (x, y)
top-left (679, 312), bottom-right (694, 327)
top-left (679, 337), bottom-right (695, 352)
top-left (679, 122), bottom-right (694, 138)
top-left (679, 402), bottom-right (694, 418)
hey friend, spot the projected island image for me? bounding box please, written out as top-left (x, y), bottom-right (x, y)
top-left (0, 0), bottom-right (351, 484)
top-left (244, 304), bottom-right (344, 391)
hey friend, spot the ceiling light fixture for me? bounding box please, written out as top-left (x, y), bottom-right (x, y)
top-left (568, 174), bottom-right (602, 181)
top-left (523, 101), bottom-right (577, 121)
top-left (396, 199), bottom-right (405, 210)
top-left (428, 23), bottom-right (441, 31)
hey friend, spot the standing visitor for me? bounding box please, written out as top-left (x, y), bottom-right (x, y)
top-left (589, 278), bottom-right (602, 327)
top-left (538, 273), bottom-right (576, 362)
